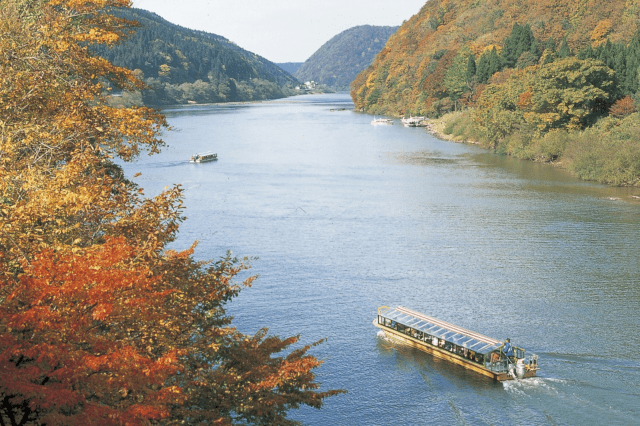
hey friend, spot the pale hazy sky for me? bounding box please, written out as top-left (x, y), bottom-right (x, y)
top-left (131, 0), bottom-right (427, 63)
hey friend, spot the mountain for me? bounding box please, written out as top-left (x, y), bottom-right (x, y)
top-left (92, 8), bottom-right (299, 105)
top-left (277, 62), bottom-right (304, 74)
top-left (351, 0), bottom-right (640, 115)
top-left (294, 25), bottom-right (399, 90)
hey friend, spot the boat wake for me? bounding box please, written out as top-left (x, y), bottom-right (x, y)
top-left (377, 330), bottom-right (396, 344)
top-left (502, 376), bottom-right (567, 397)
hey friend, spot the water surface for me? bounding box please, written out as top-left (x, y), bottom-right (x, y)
top-left (124, 94), bottom-right (640, 426)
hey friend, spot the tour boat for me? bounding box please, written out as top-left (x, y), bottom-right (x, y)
top-left (374, 306), bottom-right (539, 381)
top-left (190, 151), bottom-right (218, 163)
top-left (371, 116), bottom-right (394, 125)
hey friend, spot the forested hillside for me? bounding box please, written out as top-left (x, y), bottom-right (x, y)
top-left (352, 0), bottom-right (640, 186)
top-left (92, 8), bottom-right (299, 105)
top-left (295, 25), bottom-right (398, 90)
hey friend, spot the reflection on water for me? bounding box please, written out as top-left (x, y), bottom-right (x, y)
top-left (122, 94), bottom-right (640, 426)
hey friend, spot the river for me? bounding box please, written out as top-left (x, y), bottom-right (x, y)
top-left (122, 93), bottom-right (640, 425)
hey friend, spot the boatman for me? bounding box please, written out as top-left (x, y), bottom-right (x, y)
top-left (503, 338), bottom-right (514, 358)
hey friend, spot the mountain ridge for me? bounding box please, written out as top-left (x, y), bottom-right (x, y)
top-left (295, 25), bottom-right (399, 90)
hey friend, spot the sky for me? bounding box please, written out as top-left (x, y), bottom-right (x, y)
top-left (130, 0), bottom-right (427, 63)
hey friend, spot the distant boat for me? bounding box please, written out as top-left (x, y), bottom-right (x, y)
top-left (190, 151), bottom-right (217, 163)
top-left (401, 116), bottom-right (427, 127)
top-left (371, 116), bottom-right (393, 125)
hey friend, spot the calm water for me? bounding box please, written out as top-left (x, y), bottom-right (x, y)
top-left (123, 94), bottom-right (640, 425)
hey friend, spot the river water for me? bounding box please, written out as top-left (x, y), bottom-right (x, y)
top-left (123, 94), bottom-right (640, 425)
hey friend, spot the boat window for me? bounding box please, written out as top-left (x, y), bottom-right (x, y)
top-left (515, 348), bottom-right (525, 359)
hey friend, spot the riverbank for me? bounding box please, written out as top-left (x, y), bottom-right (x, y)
top-left (425, 111), bottom-right (479, 145)
top-left (425, 109), bottom-right (640, 190)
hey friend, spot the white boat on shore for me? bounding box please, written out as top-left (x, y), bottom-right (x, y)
top-left (401, 116), bottom-right (428, 127)
top-left (371, 116), bottom-right (394, 125)
top-left (190, 151), bottom-right (218, 163)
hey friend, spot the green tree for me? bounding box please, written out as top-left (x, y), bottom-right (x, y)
top-left (474, 72), bottom-right (527, 144)
top-left (466, 54), bottom-right (477, 82)
top-left (475, 58), bottom-right (618, 142)
top-left (502, 23), bottom-right (537, 68)
top-left (525, 57), bottom-right (617, 131)
top-left (476, 51), bottom-right (491, 83)
top-left (516, 51), bottom-right (539, 69)
top-left (476, 47), bottom-right (503, 83)
top-left (544, 37), bottom-right (556, 53)
top-left (445, 47), bottom-right (474, 109)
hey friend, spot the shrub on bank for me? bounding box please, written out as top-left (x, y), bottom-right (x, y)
top-left (565, 114), bottom-right (640, 186)
top-left (436, 110), bottom-right (640, 186)
top-left (441, 110), bottom-right (484, 143)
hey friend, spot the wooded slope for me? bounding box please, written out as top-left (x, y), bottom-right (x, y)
top-left (351, 0), bottom-right (640, 115)
top-left (295, 25), bottom-right (398, 90)
top-left (92, 8), bottom-right (299, 105)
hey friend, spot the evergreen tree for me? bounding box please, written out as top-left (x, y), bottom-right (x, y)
top-left (598, 39), bottom-right (614, 67)
top-left (613, 45), bottom-right (627, 90)
top-left (466, 54), bottom-right (477, 83)
top-left (530, 38), bottom-right (541, 60)
top-left (578, 45), bottom-right (595, 60)
top-left (544, 37), bottom-right (556, 53)
top-left (557, 38), bottom-right (572, 58)
top-left (625, 35), bottom-right (640, 93)
top-left (502, 23), bottom-right (536, 68)
top-left (488, 47), bottom-right (503, 76)
top-left (476, 51), bottom-right (491, 83)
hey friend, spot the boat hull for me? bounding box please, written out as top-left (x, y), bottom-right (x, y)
top-left (375, 320), bottom-right (537, 381)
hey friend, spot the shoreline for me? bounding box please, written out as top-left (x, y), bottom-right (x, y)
top-left (423, 112), bottom-right (479, 145)
top-left (150, 92), bottom-right (336, 110)
top-left (420, 111), bottom-right (640, 198)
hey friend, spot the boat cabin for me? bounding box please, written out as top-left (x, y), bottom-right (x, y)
top-left (375, 306), bottom-right (538, 380)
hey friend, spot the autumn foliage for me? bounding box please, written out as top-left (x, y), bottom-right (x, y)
top-left (351, 0), bottom-right (640, 116)
top-left (609, 95), bottom-right (637, 118)
top-left (0, 1), bottom-right (341, 425)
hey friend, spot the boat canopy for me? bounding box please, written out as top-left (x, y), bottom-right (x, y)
top-left (379, 306), bottom-right (504, 355)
